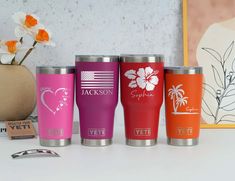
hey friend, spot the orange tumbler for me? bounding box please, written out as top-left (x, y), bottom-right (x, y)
top-left (164, 67), bottom-right (203, 146)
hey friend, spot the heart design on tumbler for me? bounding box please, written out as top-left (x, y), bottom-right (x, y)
top-left (40, 88), bottom-right (69, 115)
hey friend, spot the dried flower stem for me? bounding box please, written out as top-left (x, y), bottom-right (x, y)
top-left (19, 41), bottom-right (37, 65)
top-left (10, 56), bottom-right (16, 65)
top-left (19, 37), bottom-right (23, 44)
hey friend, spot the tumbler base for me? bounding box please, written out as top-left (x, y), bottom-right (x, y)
top-left (167, 138), bottom-right (198, 146)
top-left (126, 139), bottom-right (157, 147)
top-left (40, 138), bottom-right (71, 147)
top-left (81, 139), bottom-right (112, 146)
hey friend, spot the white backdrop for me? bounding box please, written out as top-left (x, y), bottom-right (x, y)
top-left (0, 0), bottom-right (183, 125)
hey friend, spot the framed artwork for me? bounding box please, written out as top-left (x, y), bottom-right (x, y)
top-left (183, 0), bottom-right (235, 128)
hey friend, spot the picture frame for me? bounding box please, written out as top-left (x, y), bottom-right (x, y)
top-left (182, 0), bottom-right (235, 128)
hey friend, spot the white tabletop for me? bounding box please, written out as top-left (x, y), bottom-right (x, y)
top-left (0, 126), bottom-right (234, 181)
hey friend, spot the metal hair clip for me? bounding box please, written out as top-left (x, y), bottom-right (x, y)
top-left (11, 149), bottom-right (60, 159)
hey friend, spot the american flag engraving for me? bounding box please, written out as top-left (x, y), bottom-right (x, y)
top-left (81, 71), bottom-right (114, 89)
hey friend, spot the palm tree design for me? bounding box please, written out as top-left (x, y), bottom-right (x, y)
top-left (176, 96), bottom-right (188, 110)
top-left (168, 84), bottom-right (185, 113)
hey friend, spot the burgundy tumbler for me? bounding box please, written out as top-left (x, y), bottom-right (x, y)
top-left (76, 55), bottom-right (119, 146)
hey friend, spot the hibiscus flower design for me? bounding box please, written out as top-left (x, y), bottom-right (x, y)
top-left (136, 67), bottom-right (159, 91)
top-left (124, 66), bottom-right (159, 91)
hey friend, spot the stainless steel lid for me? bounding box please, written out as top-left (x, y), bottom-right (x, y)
top-left (120, 54), bottom-right (164, 63)
top-left (75, 55), bottom-right (119, 62)
top-left (164, 66), bottom-right (202, 74)
top-left (36, 66), bottom-right (75, 74)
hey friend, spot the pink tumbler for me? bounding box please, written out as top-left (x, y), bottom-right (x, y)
top-left (76, 55), bottom-right (119, 146)
top-left (36, 66), bottom-right (75, 147)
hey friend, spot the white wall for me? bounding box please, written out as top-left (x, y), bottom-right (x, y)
top-left (0, 0), bottom-right (183, 125)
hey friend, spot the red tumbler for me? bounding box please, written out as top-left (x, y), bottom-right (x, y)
top-left (120, 55), bottom-right (164, 146)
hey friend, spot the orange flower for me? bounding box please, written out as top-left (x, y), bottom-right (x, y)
top-left (13, 12), bottom-right (42, 37)
top-left (35, 29), bottom-right (49, 42)
top-left (25, 15), bottom-right (38, 28)
top-left (0, 40), bottom-right (30, 64)
top-left (34, 28), bottom-right (55, 46)
top-left (5, 40), bottom-right (18, 54)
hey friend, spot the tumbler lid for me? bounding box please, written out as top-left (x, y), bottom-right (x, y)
top-left (164, 66), bottom-right (202, 74)
top-left (36, 66), bottom-right (75, 74)
top-left (75, 55), bottom-right (119, 62)
top-left (120, 54), bottom-right (164, 63)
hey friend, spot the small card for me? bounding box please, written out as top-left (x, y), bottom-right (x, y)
top-left (5, 120), bottom-right (36, 139)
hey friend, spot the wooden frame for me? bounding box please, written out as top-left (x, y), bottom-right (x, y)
top-left (182, 0), bottom-right (235, 128)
